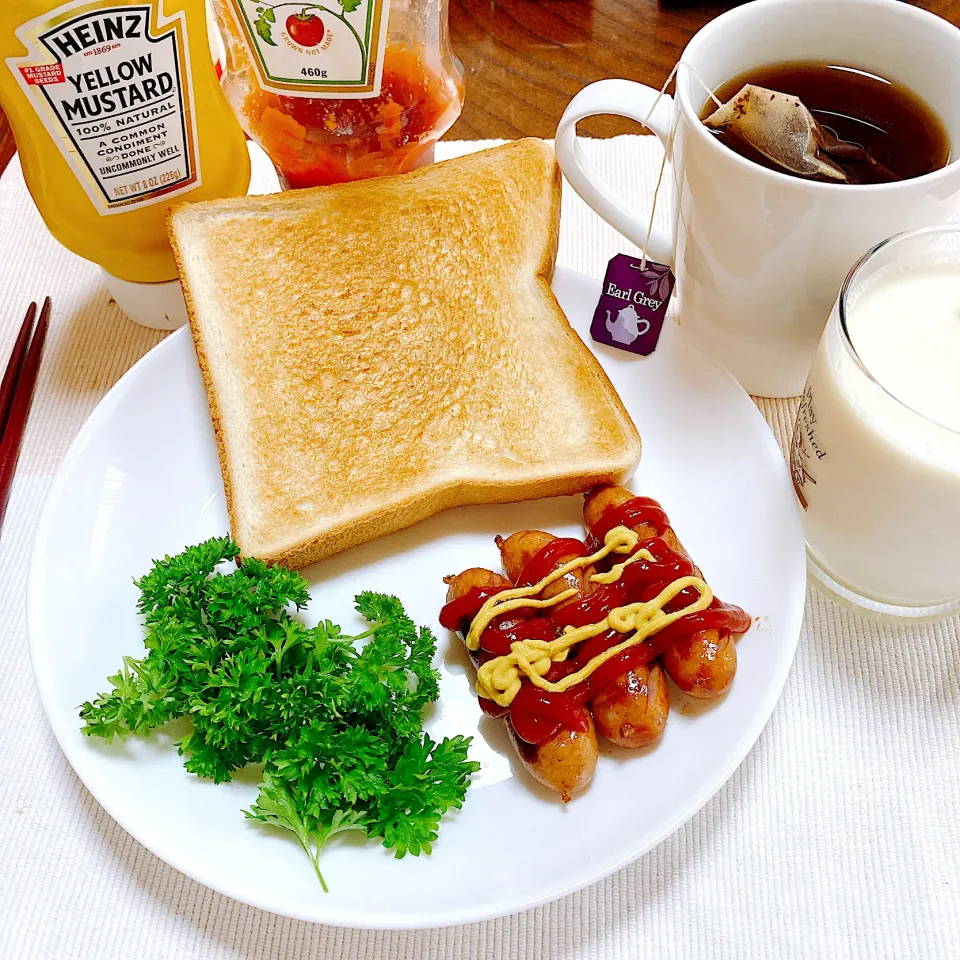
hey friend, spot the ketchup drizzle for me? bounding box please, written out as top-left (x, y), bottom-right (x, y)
top-left (586, 497), bottom-right (671, 550)
top-left (518, 537), bottom-right (588, 587)
top-left (439, 586), bottom-right (502, 633)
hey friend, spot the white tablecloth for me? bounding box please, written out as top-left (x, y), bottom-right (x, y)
top-left (1, 136), bottom-right (958, 960)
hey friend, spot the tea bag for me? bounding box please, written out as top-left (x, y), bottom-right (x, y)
top-left (703, 85), bottom-right (849, 180)
top-left (702, 84), bottom-right (902, 183)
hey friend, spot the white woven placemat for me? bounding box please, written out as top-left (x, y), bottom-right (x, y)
top-left (1, 137), bottom-right (958, 960)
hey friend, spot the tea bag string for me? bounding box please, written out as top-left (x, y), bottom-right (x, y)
top-left (637, 63), bottom-right (722, 269)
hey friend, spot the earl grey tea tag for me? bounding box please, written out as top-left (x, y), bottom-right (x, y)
top-left (590, 254), bottom-right (675, 356)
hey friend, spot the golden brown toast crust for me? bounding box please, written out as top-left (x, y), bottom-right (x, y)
top-left (169, 139), bottom-right (641, 567)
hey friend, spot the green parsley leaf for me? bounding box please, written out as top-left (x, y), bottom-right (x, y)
top-left (370, 734), bottom-right (479, 857)
top-left (80, 538), bottom-right (479, 890)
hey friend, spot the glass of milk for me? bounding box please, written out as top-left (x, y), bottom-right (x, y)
top-left (792, 225), bottom-right (960, 621)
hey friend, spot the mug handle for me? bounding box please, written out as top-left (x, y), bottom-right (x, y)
top-left (555, 80), bottom-right (678, 266)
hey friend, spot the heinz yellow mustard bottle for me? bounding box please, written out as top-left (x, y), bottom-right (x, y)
top-left (0, 0), bottom-right (250, 327)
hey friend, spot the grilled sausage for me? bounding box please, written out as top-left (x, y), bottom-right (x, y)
top-left (583, 484), bottom-right (738, 700)
top-left (495, 530), bottom-right (591, 608)
top-left (442, 568), bottom-right (598, 800)
top-left (590, 664), bottom-right (670, 747)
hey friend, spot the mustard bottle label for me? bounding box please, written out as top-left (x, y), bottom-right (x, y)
top-left (222, 0), bottom-right (390, 98)
top-left (7, 2), bottom-right (201, 215)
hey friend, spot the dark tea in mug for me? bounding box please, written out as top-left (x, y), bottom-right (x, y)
top-left (701, 62), bottom-right (951, 184)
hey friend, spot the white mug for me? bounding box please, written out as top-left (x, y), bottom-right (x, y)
top-left (555, 0), bottom-right (960, 398)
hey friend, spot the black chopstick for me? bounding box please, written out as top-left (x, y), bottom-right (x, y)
top-left (0, 297), bottom-right (50, 531)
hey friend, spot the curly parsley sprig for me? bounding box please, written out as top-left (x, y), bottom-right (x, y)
top-left (80, 537), bottom-right (479, 891)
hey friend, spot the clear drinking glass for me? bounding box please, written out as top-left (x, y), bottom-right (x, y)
top-left (791, 225), bottom-right (960, 621)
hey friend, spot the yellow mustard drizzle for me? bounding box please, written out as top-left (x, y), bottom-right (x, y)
top-left (465, 526), bottom-right (713, 707)
top-left (589, 546), bottom-right (656, 585)
top-left (465, 526), bottom-right (640, 651)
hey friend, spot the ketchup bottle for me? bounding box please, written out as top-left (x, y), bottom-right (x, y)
top-left (211, 0), bottom-right (463, 187)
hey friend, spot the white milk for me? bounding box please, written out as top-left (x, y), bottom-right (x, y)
top-left (792, 247), bottom-right (960, 610)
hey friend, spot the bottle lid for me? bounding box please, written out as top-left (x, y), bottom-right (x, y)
top-left (101, 270), bottom-right (188, 331)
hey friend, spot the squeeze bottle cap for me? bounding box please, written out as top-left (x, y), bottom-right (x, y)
top-left (101, 270), bottom-right (188, 331)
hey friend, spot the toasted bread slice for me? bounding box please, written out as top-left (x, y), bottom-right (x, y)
top-left (169, 139), bottom-right (641, 568)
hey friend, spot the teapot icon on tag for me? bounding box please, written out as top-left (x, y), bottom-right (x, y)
top-left (605, 304), bottom-right (651, 345)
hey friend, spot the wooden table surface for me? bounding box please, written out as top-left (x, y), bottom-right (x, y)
top-left (0, 0), bottom-right (957, 171)
top-left (449, 0), bottom-right (733, 139)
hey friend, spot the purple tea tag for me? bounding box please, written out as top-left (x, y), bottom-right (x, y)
top-left (590, 254), bottom-right (675, 356)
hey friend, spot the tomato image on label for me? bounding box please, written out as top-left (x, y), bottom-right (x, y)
top-left (285, 11), bottom-right (325, 47)
top-left (234, 0), bottom-right (379, 94)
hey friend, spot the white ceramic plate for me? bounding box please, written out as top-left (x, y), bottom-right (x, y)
top-left (27, 268), bottom-right (805, 929)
